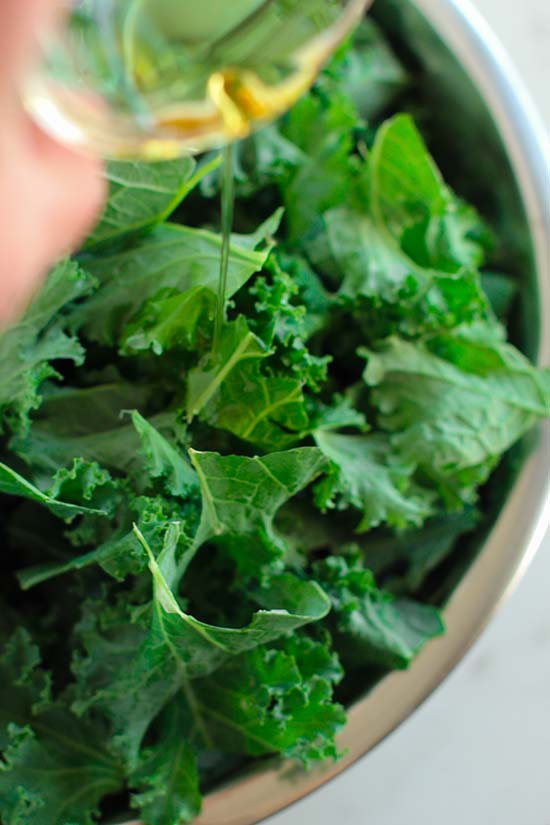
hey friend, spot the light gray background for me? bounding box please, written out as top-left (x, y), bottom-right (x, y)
top-left (267, 1), bottom-right (550, 823)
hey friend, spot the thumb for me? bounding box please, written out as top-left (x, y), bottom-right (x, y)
top-left (0, 0), bottom-right (64, 91)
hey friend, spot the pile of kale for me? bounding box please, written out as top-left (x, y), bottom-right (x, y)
top-left (0, 21), bottom-right (548, 825)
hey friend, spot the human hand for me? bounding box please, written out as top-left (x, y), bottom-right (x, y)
top-left (0, 0), bottom-right (106, 327)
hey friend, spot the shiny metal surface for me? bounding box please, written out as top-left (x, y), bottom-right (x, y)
top-left (124, 1), bottom-right (550, 822)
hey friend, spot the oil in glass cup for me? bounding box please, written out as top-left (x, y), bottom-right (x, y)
top-left (24, 0), bottom-right (373, 159)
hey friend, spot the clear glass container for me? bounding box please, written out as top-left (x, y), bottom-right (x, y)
top-left (24, 0), bottom-right (373, 159)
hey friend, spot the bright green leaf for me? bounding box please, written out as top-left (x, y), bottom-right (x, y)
top-left (85, 155), bottom-right (220, 249)
top-left (131, 411), bottom-right (198, 498)
top-left (186, 316), bottom-right (268, 421)
top-left (190, 447), bottom-right (328, 575)
top-left (73, 219), bottom-right (277, 345)
top-left (122, 286), bottom-right (216, 356)
top-left (0, 462), bottom-right (106, 522)
top-left (362, 328), bottom-right (550, 503)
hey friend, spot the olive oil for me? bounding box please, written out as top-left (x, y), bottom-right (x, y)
top-left (215, 142), bottom-right (236, 348)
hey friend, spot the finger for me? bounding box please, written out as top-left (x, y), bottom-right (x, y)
top-left (0, 161), bottom-right (105, 326)
top-left (0, 114), bottom-right (106, 327)
top-left (30, 119), bottom-right (107, 257)
top-left (0, 0), bottom-right (63, 88)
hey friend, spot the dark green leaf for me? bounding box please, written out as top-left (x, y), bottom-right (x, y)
top-left (130, 701), bottom-right (201, 825)
top-left (191, 634), bottom-right (345, 763)
top-left (361, 508), bottom-right (480, 595)
top-left (0, 630), bottom-right (123, 825)
top-left (137, 524), bottom-right (331, 676)
top-left (17, 494), bottom-right (186, 589)
top-left (10, 383), bottom-right (172, 480)
top-left (315, 554), bottom-right (444, 669)
top-left (282, 91), bottom-right (362, 241)
top-left (72, 524), bottom-right (330, 765)
top-left (481, 271), bottom-right (518, 321)
top-left (131, 411), bottom-right (198, 498)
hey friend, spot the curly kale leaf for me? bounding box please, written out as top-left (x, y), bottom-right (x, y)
top-left (0, 630), bottom-right (123, 825)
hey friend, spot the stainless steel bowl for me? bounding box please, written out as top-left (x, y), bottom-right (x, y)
top-left (126, 0), bottom-right (550, 822)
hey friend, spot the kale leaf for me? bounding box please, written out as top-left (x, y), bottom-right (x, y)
top-left (0, 19), bottom-right (546, 825)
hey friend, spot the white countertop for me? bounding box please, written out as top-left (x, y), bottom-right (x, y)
top-left (267, 2), bottom-right (550, 823)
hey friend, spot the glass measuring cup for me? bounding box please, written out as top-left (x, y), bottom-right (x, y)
top-left (24, 0), bottom-right (374, 159)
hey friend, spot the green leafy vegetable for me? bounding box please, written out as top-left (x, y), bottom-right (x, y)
top-left (0, 20), bottom-right (547, 825)
top-left (282, 89), bottom-right (362, 242)
top-left (138, 523), bottom-right (331, 677)
top-left (71, 524), bottom-right (330, 766)
top-left (0, 461), bottom-right (107, 521)
top-left (10, 382), bottom-right (166, 477)
top-left (205, 361), bottom-right (310, 450)
top-left (314, 553), bottom-right (445, 669)
top-left (130, 412), bottom-right (197, 498)
top-left (84, 155), bottom-right (220, 249)
top-left (186, 316), bottom-right (269, 421)
top-left (0, 260), bottom-right (95, 434)
top-left (73, 216), bottom-right (279, 345)
top-left (190, 634), bottom-right (345, 762)
top-left (361, 507), bottom-right (480, 595)
top-left (309, 115), bottom-right (491, 335)
top-left (314, 431), bottom-right (434, 530)
top-left (189, 448), bottom-right (328, 574)
top-left (0, 630), bottom-right (123, 825)
top-left (130, 701), bottom-right (202, 825)
top-left (322, 20), bottom-right (409, 121)
top-left (362, 326), bottom-right (550, 504)
top-left (122, 286), bottom-right (217, 356)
